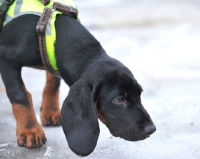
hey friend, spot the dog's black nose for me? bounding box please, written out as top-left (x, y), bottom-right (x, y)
top-left (144, 124), bottom-right (156, 135)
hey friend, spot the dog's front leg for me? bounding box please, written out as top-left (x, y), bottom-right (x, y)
top-left (40, 71), bottom-right (61, 126)
top-left (0, 60), bottom-right (46, 148)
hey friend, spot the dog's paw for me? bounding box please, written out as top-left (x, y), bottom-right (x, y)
top-left (17, 122), bottom-right (47, 149)
top-left (40, 107), bottom-right (61, 126)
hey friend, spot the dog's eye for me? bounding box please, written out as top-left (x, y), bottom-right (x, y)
top-left (113, 96), bottom-right (125, 104)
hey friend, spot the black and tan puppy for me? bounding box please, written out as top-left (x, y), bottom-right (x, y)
top-left (0, 5), bottom-right (156, 157)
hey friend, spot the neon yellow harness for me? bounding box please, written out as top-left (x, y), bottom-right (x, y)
top-left (1, 0), bottom-right (79, 71)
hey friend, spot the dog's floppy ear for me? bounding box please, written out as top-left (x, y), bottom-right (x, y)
top-left (61, 79), bottom-right (100, 156)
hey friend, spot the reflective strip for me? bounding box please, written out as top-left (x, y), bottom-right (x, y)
top-left (14, 0), bottom-right (22, 17)
top-left (3, 14), bottom-right (12, 26)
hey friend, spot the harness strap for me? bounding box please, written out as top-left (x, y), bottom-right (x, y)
top-left (36, 2), bottom-right (79, 76)
top-left (36, 7), bottom-right (60, 76)
top-left (0, 0), bottom-right (15, 32)
top-left (53, 2), bottom-right (78, 19)
top-left (40, 0), bottom-right (50, 6)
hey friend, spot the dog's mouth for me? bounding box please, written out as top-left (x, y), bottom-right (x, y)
top-left (109, 128), bottom-right (148, 141)
top-left (125, 129), bottom-right (148, 141)
top-left (111, 125), bottom-right (155, 141)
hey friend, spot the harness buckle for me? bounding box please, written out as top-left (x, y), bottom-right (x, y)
top-left (36, 22), bottom-right (46, 36)
top-left (69, 6), bottom-right (74, 12)
top-left (0, 0), bottom-right (15, 18)
top-left (0, 1), bottom-right (9, 15)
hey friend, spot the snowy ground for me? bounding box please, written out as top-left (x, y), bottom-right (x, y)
top-left (0, 0), bottom-right (200, 158)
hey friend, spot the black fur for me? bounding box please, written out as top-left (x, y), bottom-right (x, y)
top-left (53, 77), bottom-right (61, 93)
top-left (0, 14), bottom-right (156, 156)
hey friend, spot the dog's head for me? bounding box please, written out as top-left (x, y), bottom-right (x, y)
top-left (61, 58), bottom-right (156, 156)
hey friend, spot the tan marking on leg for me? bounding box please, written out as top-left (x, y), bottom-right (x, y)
top-left (13, 91), bottom-right (46, 149)
top-left (41, 71), bottom-right (61, 126)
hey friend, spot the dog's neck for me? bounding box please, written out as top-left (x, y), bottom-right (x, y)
top-left (55, 14), bottom-right (107, 85)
